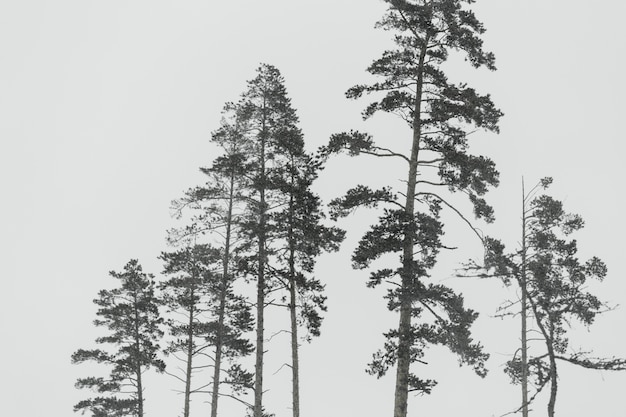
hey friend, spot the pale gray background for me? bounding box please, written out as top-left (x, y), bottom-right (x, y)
top-left (1, 1), bottom-right (625, 416)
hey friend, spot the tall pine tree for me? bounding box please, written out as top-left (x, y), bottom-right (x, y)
top-left (169, 112), bottom-right (255, 417)
top-left (271, 147), bottom-right (345, 417)
top-left (231, 63), bottom-right (307, 417)
top-left (322, 2), bottom-right (501, 416)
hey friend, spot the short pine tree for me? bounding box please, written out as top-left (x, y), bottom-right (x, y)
top-left (71, 259), bottom-right (164, 417)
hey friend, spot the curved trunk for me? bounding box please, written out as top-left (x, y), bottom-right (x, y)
top-left (393, 38), bottom-right (428, 417)
top-left (526, 292), bottom-right (559, 417)
top-left (546, 327), bottom-right (558, 417)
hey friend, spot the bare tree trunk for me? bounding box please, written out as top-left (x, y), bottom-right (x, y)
top-left (287, 158), bottom-right (300, 417)
top-left (393, 39), bottom-right (428, 417)
top-left (254, 107), bottom-right (268, 417)
top-left (183, 289), bottom-right (195, 417)
top-left (134, 293), bottom-right (144, 417)
top-left (210, 167), bottom-right (236, 417)
top-left (520, 178), bottom-right (529, 417)
top-left (136, 367), bottom-right (143, 417)
top-left (547, 328), bottom-right (558, 417)
top-left (289, 279), bottom-right (300, 417)
top-left (254, 211), bottom-right (266, 417)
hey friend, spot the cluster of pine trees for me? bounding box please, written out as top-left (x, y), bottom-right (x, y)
top-left (71, 2), bottom-right (625, 417)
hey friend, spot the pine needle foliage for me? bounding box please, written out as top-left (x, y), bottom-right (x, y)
top-left (479, 178), bottom-right (626, 417)
top-left (71, 260), bottom-right (164, 417)
top-left (321, 2), bottom-right (501, 416)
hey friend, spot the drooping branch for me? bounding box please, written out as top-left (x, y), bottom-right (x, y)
top-left (416, 191), bottom-right (484, 243)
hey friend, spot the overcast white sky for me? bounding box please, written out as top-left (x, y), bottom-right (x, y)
top-left (1, 1), bottom-right (625, 416)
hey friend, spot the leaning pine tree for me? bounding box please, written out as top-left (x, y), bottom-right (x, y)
top-left (71, 259), bottom-right (165, 417)
top-left (322, 1), bottom-right (502, 416)
top-left (479, 178), bottom-right (626, 417)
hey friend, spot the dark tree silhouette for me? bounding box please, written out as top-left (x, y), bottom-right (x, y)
top-left (321, 1), bottom-right (501, 416)
top-left (271, 148), bottom-right (345, 417)
top-left (158, 244), bottom-right (253, 417)
top-left (71, 260), bottom-right (165, 417)
top-left (478, 178), bottom-right (626, 417)
top-left (168, 111), bottom-right (255, 417)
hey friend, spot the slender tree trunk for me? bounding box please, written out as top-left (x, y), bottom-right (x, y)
top-left (394, 40), bottom-right (428, 417)
top-left (136, 367), bottom-right (143, 417)
top-left (133, 293), bottom-right (144, 417)
top-left (520, 178), bottom-right (529, 417)
top-left (526, 286), bottom-right (558, 417)
top-left (183, 288), bottom-right (195, 417)
top-left (254, 105), bottom-right (268, 417)
top-left (288, 184), bottom-right (300, 417)
top-left (547, 327), bottom-right (558, 417)
top-left (289, 279), bottom-right (300, 417)
top-left (210, 168), bottom-right (236, 417)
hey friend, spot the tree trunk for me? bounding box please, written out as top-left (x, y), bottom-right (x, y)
top-left (136, 367), bottom-right (143, 417)
top-left (254, 105), bottom-right (268, 417)
top-left (183, 288), bottom-right (195, 417)
top-left (254, 200), bottom-right (266, 417)
top-left (526, 287), bottom-right (559, 417)
top-left (286, 157), bottom-right (301, 417)
top-left (547, 327), bottom-right (558, 417)
top-left (289, 279), bottom-right (300, 417)
top-left (133, 293), bottom-right (144, 417)
top-left (520, 178), bottom-right (529, 417)
top-left (393, 40), bottom-right (428, 417)
top-left (210, 166), bottom-right (236, 417)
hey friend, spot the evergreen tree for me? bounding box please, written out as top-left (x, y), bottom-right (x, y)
top-left (480, 178), bottom-right (626, 417)
top-left (171, 65), bottom-right (305, 417)
top-left (71, 260), bottom-right (164, 417)
top-left (169, 113), bottom-right (255, 417)
top-left (321, 2), bottom-right (501, 416)
top-left (271, 148), bottom-right (345, 417)
top-left (159, 244), bottom-right (253, 417)
top-left (231, 63), bottom-right (305, 417)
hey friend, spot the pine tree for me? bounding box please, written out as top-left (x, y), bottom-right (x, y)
top-left (173, 64), bottom-right (304, 417)
top-left (169, 112), bottom-right (255, 417)
top-left (231, 63), bottom-right (306, 417)
top-left (271, 148), bottom-right (345, 417)
top-left (71, 260), bottom-right (165, 417)
top-left (480, 178), bottom-right (626, 417)
top-left (321, 2), bottom-right (501, 416)
top-left (159, 244), bottom-right (253, 417)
